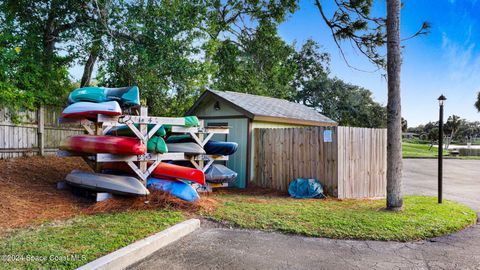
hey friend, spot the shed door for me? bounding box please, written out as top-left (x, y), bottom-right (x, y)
top-left (203, 118), bottom-right (248, 188)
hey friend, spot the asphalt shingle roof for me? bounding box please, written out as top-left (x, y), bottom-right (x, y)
top-left (208, 90), bottom-right (336, 125)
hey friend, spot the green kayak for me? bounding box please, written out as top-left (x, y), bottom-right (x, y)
top-left (106, 124), bottom-right (167, 137)
top-left (164, 116), bottom-right (200, 129)
top-left (68, 86), bottom-right (140, 108)
top-left (147, 136), bottom-right (168, 153)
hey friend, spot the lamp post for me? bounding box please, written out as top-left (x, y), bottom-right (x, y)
top-left (438, 94), bottom-right (446, 204)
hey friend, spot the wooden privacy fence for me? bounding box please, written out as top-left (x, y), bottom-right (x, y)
top-left (0, 107), bottom-right (85, 159)
top-left (253, 126), bottom-right (387, 199)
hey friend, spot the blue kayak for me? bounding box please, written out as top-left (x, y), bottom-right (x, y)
top-left (166, 135), bottom-right (238, 156)
top-left (147, 178), bottom-right (199, 202)
top-left (204, 141), bottom-right (238, 156)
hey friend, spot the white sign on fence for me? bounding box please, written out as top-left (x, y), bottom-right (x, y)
top-left (323, 130), bottom-right (333, 142)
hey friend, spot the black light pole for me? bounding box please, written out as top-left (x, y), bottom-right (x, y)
top-left (438, 94), bottom-right (446, 204)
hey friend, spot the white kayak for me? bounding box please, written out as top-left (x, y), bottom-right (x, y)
top-left (65, 170), bottom-right (149, 196)
top-left (61, 101), bottom-right (122, 120)
top-left (166, 142), bottom-right (206, 155)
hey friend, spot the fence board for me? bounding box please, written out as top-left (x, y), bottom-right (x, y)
top-left (253, 126), bottom-right (386, 198)
top-left (0, 107), bottom-right (84, 159)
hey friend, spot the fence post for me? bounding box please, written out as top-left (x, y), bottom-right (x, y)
top-left (37, 106), bottom-right (45, 156)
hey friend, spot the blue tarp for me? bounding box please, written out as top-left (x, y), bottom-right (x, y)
top-left (288, 178), bottom-right (326, 199)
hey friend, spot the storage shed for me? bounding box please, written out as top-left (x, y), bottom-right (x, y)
top-left (186, 90), bottom-right (337, 188)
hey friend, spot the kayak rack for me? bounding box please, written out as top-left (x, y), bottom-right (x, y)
top-left (61, 106), bottom-right (231, 190)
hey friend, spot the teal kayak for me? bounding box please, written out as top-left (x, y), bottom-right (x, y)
top-left (68, 86), bottom-right (140, 108)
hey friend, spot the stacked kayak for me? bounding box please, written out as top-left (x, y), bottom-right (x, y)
top-left (166, 135), bottom-right (238, 156)
top-left (167, 142), bottom-right (205, 155)
top-left (205, 164), bottom-right (237, 183)
top-left (59, 85), bottom-right (236, 200)
top-left (60, 135), bottom-right (146, 155)
top-left (101, 162), bottom-right (205, 185)
top-left (147, 178), bottom-right (199, 202)
top-left (62, 101), bottom-right (122, 120)
top-left (66, 170), bottom-right (149, 196)
top-left (68, 86), bottom-right (141, 108)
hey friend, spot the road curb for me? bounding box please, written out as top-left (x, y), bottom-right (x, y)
top-left (77, 218), bottom-right (200, 270)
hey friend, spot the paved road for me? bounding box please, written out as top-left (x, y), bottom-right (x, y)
top-left (404, 159), bottom-right (480, 211)
top-left (132, 159), bottom-right (480, 270)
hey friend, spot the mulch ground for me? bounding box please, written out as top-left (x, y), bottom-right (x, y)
top-left (0, 156), bottom-right (93, 231)
top-left (0, 156), bottom-right (285, 234)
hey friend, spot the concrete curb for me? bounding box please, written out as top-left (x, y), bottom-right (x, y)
top-left (77, 219), bottom-right (200, 270)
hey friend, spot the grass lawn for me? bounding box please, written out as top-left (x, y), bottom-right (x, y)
top-left (205, 194), bottom-right (476, 241)
top-left (402, 142), bottom-right (480, 159)
top-left (402, 142), bottom-right (446, 158)
top-left (0, 209), bottom-right (184, 270)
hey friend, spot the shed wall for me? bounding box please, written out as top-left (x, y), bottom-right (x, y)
top-left (203, 118), bottom-right (248, 188)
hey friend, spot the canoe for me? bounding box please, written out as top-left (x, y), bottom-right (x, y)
top-left (147, 136), bottom-right (168, 153)
top-left (147, 178), bottom-right (199, 202)
top-left (205, 164), bottom-right (237, 183)
top-left (166, 142), bottom-right (205, 155)
top-left (61, 101), bottom-right (122, 120)
top-left (60, 135), bottom-right (146, 155)
top-left (65, 170), bottom-right (149, 196)
top-left (166, 135), bottom-right (237, 156)
top-left (106, 124), bottom-right (166, 137)
top-left (68, 86), bottom-right (140, 108)
top-left (101, 162), bottom-right (205, 185)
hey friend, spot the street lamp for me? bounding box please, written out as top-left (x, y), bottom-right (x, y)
top-left (438, 94), bottom-right (446, 204)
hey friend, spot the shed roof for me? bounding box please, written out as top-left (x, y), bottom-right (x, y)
top-left (187, 90), bottom-right (337, 126)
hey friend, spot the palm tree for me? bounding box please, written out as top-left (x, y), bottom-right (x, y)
top-left (445, 115), bottom-right (462, 148)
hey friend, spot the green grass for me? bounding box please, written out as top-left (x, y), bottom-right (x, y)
top-left (402, 142), bottom-right (480, 159)
top-left (205, 195), bottom-right (476, 241)
top-left (0, 209), bottom-right (184, 270)
top-left (402, 142), bottom-right (447, 158)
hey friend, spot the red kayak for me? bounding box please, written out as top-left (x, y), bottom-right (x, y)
top-left (60, 135), bottom-right (146, 155)
top-left (152, 163), bottom-right (205, 185)
top-left (101, 162), bottom-right (205, 185)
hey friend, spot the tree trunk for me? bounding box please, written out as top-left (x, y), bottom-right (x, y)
top-left (386, 0), bottom-right (403, 210)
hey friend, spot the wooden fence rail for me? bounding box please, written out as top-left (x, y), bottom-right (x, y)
top-left (0, 107), bottom-right (84, 159)
top-left (253, 126), bottom-right (387, 199)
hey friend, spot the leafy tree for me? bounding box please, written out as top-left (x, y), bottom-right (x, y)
top-left (205, 0), bottom-right (299, 100)
top-left (293, 39), bottom-right (385, 128)
top-left (0, 0), bottom-right (87, 109)
top-left (209, 20), bottom-right (297, 99)
top-left (97, 0), bottom-right (209, 116)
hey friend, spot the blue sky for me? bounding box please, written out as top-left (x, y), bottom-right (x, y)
top-left (279, 0), bottom-right (480, 126)
top-left (70, 0), bottom-right (480, 126)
